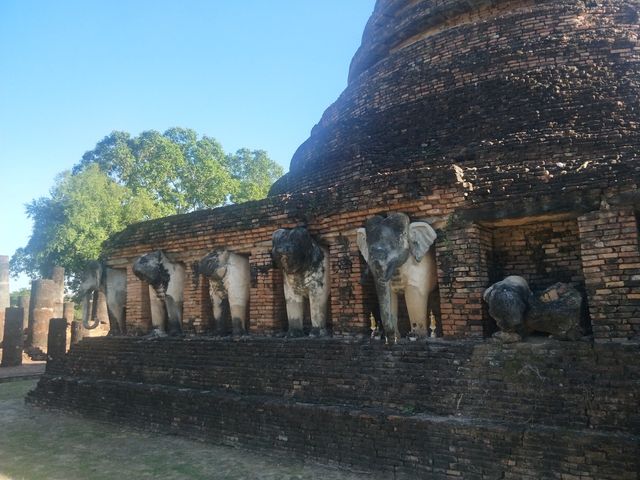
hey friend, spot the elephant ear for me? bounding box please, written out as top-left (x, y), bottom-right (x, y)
top-left (356, 228), bottom-right (369, 264)
top-left (409, 222), bottom-right (437, 262)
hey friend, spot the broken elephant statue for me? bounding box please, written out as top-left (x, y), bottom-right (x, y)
top-left (132, 250), bottom-right (185, 337)
top-left (272, 227), bottom-right (330, 337)
top-left (198, 249), bottom-right (250, 335)
top-left (484, 276), bottom-right (582, 341)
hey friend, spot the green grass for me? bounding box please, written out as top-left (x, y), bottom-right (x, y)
top-left (0, 380), bottom-right (378, 480)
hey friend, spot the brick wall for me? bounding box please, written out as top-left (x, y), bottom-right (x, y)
top-left (107, 186), bottom-right (480, 338)
top-left (578, 208), bottom-right (640, 341)
top-left (29, 337), bottom-right (640, 479)
top-left (436, 223), bottom-right (490, 338)
top-left (275, 0), bottom-right (640, 214)
top-left (491, 219), bottom-right (584, 290)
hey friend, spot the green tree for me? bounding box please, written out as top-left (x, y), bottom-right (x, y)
top-left (14, 128), bottom-right (284, 289)
top-left (11, 164), bottom-right (162, 286)
top-left (73, 128), bottom-right (279, 212)
top-left (9, 287), bottom-right (31, 307)
top-left (227, 148), bottom-right (284, 203)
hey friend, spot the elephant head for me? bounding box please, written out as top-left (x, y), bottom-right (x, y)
top-left (78, 260), bottom-right (103, 330)
top-left (133, 250), bottom-right (184, 336)
top-left (78, 260), bottom-right (127, 334)
top-left (132, 251), bottom-right (171, 297)
top-left (272, 227), bottom-right (330, 337)
top-left (272, 227), bottom-right (324, 274)
top-left (199, 250), bottom-right (231, 286)
top-left (483, 275), bottom-right (533, 335)
top-left (357, 212), bottom-right (437, 341)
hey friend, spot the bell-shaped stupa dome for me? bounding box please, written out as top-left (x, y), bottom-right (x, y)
top-left (271, 0), bottom-right (640, 216)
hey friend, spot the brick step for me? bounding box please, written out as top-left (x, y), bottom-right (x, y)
top-left (27, 374), bottom-right (639, 480)
top-left (45, 337), bottom-right (640, 434)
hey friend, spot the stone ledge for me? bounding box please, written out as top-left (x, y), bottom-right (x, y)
top-left (27, 375), bottom-right (640, 480)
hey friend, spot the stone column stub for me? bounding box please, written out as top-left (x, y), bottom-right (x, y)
top-left (1, 307), bottom-right (23, 367)
top-left (0, 255), bottom-right (10, 345)
top-left (28, 279), bottom-right (58, 355)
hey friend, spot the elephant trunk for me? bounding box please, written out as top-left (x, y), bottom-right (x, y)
top-left (371, 257), bottom-right (400, 283)
top-left (82, 289), bottom-right (101, 330)
top-left (375, 281), bottom-right (395, 342)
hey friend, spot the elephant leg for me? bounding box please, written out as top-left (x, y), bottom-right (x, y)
top-left (308, 279), bottom-right (329, 336)
top-left (228, 277), bottom-right (250, 336)
top-left (165, 265), bottom-right (184, 336)
top-left (375, 283), bottom-right (400, 343)
top-left (230, 302), bottom-right (247, 335)
top-left (390, 291), bottom-right (400, 342)
top-left (105, 290), bottom-right (123, 335)
top-left (210, 292), bottom-right (226, 335)
top-left (164, 296), bottom-right (183, 336)
top-left (108, 268), bottom-right (127, 334)
top-left (405, 285), bottom-right (428, 338)
top-left (312, 257), bottom-right (330, 335)
top-left (284, 278), bottom-right (304, 337)
top-left (149, 285), bottom-right (167, 336)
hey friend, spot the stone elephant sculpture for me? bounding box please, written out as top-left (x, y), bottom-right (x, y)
top-left (484, 276), bottom-right (582, 341)
top-left (78, 260), bottom-right (127, 334)
top-left (483, 275), bottom-right (532, 337)
top-left (272, 227), bottom-right (330, 337)
top-left (357, 212), bottom-right (438, 342)
top-left (198, 250), bottom-right (250, 335)
top-left (132, 250), bottom-right (184, 336)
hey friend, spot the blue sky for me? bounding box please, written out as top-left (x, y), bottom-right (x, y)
top-left (0, 0), bottom-right (373, 290)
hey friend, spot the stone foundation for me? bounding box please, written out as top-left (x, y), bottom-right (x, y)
top-left (29, 336), bottom-right (639, 479)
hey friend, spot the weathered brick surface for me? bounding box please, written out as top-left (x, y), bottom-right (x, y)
top-left (104, 190), bottom-right (473, 337)
top-left (98, 0), bottom-right (640, 341)
top-left (30, 337), bottom-right (640, 479)
top-left (274, 0), bottom-right (640, 216)
top-left (491, 219), bottom-right (585, 291)
top-left (436, 224), bottom-right (490, 338)
top-left (27, 2), bottom-right (640, 478)
top-left (578, 208), bottom-right (640, 340)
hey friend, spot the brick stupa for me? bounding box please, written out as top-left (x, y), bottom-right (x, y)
top-left (29, 2), bottom-right (639, 478)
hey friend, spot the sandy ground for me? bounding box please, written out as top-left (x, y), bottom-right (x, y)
top-left (0, 363), bottom-right (45, 381)
top-left (0, 380), bottom-right (386, 480)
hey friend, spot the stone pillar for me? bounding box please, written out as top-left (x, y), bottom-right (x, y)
top-left (328, 230), bottom-right (370, 337)
top-left (1, 308), bottom-right (23, 367)
top-left (27, 279), bottom-right (58, 354)
top-left (51, 266), bottom-right (65, 318)
top-left (0, 255), bottom-right (10, 346)
top-left (249, 246), bottom-right (286, 334)
top-left (46, 318), bottom-right (67, 362)
top-left (70, 320), bottom-right (84, 345)
top-left (19, 294), bottom-right (30, 331)
top-left (435, 223), bottom-right (491, 338)
top-left (578, 208), bottom-right (640, 341)
top-left (63, 302), bottom-right (74, 351)
top-left (126, 264), bottom-right (152, 335)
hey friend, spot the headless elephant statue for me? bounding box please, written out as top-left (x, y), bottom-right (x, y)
top-left (357, 212), bottom-right (438, 342)
top-left (199, 250), bottom-right (250, 335)
top-left (132, 250), bottom-right (184, 336)
top-left (272, 227), bottom-right (330, 337)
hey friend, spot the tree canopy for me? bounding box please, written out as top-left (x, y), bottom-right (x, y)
top-left (73, 128), bottom-right (283, 212)
top-left (12, 128), bottom-right (284, 288)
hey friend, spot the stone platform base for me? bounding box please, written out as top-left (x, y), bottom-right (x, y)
top-left (27, 337), bottom-right (639, 479)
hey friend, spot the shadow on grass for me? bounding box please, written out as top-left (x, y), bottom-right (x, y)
top-left (0, 380), bottom-right (381, 480)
